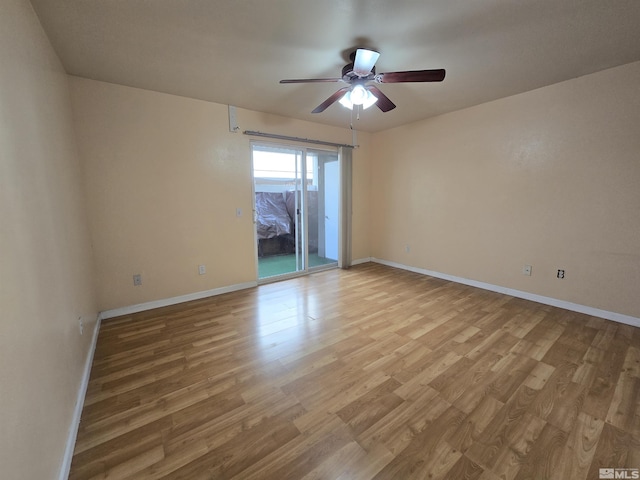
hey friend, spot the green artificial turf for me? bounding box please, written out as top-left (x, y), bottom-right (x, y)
top-left (258, 253), bottom-right (337, 279)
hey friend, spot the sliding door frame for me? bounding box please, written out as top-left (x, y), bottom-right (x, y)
top-left (251, 141), bottom-right (340, 284)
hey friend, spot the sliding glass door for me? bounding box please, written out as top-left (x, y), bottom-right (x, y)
top-left (252, 143), bottom-right (339, 281)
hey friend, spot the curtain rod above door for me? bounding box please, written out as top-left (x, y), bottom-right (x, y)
top-left (243, 130), bottom-right (355, 149)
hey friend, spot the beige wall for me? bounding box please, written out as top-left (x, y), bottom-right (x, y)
top-left (0, 1), bottom-right (98, 479)
top-left (371, 61), bottom-right (640, 318)
top-left (69, 77), bottom-right (371, 312)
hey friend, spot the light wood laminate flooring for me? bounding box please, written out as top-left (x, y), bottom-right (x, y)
top-left (69, 263), bottom-right (640, 479)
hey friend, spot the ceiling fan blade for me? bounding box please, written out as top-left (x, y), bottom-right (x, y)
top-left (312, 87), bottom-right (350, 113)
top-left (280, 78), bottom-right (343, 84)
top-left (378, 69), bottom-right (446, 83)
top-left (367, 86), bottom-right (396, 112)
top-left (353, 48), bottom-right (380, 77)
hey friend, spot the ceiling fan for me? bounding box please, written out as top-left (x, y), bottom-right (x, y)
top-left (280, 48), bottom-right (446, 114)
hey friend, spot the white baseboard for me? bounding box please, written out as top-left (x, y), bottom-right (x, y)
top-left (370, 258), bottom-right (640, 328)
top-left (100, 281), bottom-right (258, 320)
top-left (59, 312), bottom-right (102, 480)
top-left (351, 257), bottom-right (372, 266)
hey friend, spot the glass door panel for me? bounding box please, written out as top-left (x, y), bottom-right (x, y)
top-left (252, 145), bottom-right (304, 280)
top-left (309, 150), bottom-right (339, 269)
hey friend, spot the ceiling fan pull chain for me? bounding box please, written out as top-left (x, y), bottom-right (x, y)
top-left (349, 108), bottom-right (358, 146)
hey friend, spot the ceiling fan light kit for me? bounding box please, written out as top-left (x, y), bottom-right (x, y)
top-left (280, 48), bottom-right (446, 115)
top-left (339, 84), bottom-right (378, 110)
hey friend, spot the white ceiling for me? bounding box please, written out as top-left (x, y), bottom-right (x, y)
top-left (30, 0), bottom-right (640, 133)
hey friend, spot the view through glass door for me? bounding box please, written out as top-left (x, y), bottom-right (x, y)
top-left (252, 144), bottom-right (339, 280)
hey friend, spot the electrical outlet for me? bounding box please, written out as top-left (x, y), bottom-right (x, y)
top-left (557, 269), bottom-right (565, 279)
top-left (236, 208), bottom-right (242, 217)
top-left (522, 265), bottom-right (532, 276)
top-left (78, 316), bottom-right (83, 335)
top-left (198, 265), bottom-right (206, 275)
top-left (405, 245), bottom-right (411, 253)
top-left (133, 274), bottom-right (142, 286)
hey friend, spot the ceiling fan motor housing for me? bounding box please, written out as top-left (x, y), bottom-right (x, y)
top-left (342, 63), bottom-right (375, 80)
